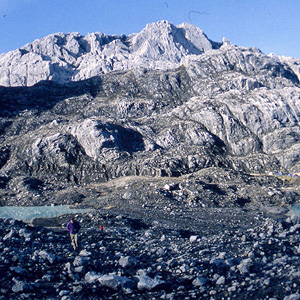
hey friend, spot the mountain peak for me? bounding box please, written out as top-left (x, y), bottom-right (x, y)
top-left (0, 21), bottom-right (222, 87)
top-left (222, 37), bottom-right (232, 46)
top-left (1, 21), bottom-right (297, 87)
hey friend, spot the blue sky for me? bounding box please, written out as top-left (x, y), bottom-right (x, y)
top-left (0, 0), bottom-right (299, 59)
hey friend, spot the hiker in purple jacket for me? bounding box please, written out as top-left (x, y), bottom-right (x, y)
top-left (66, 218), bottom-right (81, 250)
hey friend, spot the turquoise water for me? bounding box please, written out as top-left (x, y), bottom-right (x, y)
top-left (0, 205), bottom-right (92, 220)
top-left (290, 203), bottom-right (300, 215)
top-left (288, 203), bottom-right (300, 222)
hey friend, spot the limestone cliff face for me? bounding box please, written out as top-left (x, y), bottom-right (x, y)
top-left (0, 21), bottom-right (300, 206)
top-left (0, 21), bottom-right (220, 87)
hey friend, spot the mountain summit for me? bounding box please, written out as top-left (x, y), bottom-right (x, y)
top-left (1, 20), bottom-right (299, 87)
top-left (0, 21), bottom-right (221, 86)
top-left (0, 21), bottom-right (222, 87)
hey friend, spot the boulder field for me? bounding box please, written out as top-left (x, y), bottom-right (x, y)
top-left (1, 208), bottom-right (300, 299)
top-left (1, 21), bottom-right (300, 299)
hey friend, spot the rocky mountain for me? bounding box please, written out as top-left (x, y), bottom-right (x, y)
top-left (0, 21), bottom-right (220, 87)
top-left (1, 20), bottom-right (300, 209)
top-left (2, 20), bottom-right (300, 299)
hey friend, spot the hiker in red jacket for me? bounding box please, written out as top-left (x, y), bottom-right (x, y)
top-left (66, 218), bottom-right (81, 250)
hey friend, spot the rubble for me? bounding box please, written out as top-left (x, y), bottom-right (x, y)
top-left (1, 209), bottom-right (300, 299)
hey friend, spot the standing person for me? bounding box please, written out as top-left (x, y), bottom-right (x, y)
top-left (66, 217), bottom-right (81, 251)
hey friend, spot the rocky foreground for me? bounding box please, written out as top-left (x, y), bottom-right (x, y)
top-left (1, 208), bottom-right (300, 300)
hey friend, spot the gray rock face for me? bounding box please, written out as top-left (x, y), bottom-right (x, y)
top-left (0, 21), bottom-right (220, 87)
top-left (70, 118), bottom-right (145, 160)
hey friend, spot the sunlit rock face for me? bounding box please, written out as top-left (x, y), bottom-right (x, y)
top-left (0, 21), bottom-right (221, 87)
top-left (2, 20), bottom-right (299, 89)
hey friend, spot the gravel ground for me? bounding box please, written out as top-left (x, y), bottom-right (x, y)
top-left (1, 204), bottom-right (300, 299)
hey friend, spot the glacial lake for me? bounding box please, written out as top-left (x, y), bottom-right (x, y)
top-left (0, 205), bottom-right (92, 221)
top-left (290, 203), bottom-right (300, 216)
